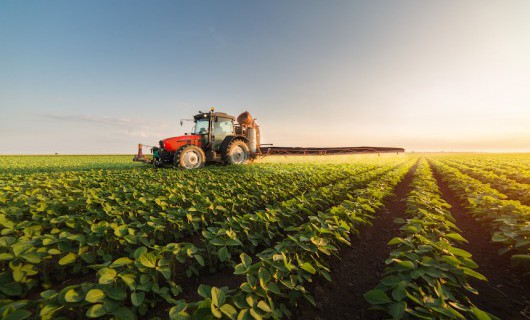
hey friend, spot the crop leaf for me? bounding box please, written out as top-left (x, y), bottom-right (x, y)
top-left (98, 268), bottom-right (117, 284)
top-left (111, 257), bottom-right (133, 268)
top-left (446, 233), bottom-right (468, 243)
top-left (299, 262), bottom-right (316, 274)
top-left (139, 253), bottom-right (157, 268)
top-left (257, 301), bottom-right (272, 313)
top-left (65, 289), bottom-right (83, 303)
top-left (112, 307), bottom-right (136, 320)
top-left (211, 287), bottom-right (226, 307)
top-left (469, 307), bottom-right (492, 320)
top-left (58, 252), bottom-right (76, 265)
top-left (4, 309), bottom-right (32, 320)
top-left (220, 304), bottom-right (237, 320)
top-left (197, 284), bottom-right (212, 299)
top-left (107, 286), bottom-right (127, 301)
top-left (462, 267), bottom-right (487, 281)
top-left (388, 301), bottom-right (406, 320)
top-left (86, 289), bottom-right (105, 303)
top-left (363, 289), bottom-right (391, 305)
top-left (86, 304), bottom-right (106, 318)
top-left (131, 291), bottom-right (145, 307)
top-left (218, 247), bottom-right (229, 262)
top-left (510, 254), bottom-right (530, 266)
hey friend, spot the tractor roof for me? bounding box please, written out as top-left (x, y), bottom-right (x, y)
top-left (194, 112), bottom-right (235, 121)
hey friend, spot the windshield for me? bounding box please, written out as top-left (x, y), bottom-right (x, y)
top-left (193, 119), bottom-right (209, 134)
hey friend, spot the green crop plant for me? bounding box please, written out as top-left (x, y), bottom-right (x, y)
top-left (430, 159), bottom-right (530, 272)
top-left (164, 159), bottom-right (415, 319)
top-left (439, 160), bottom-right (530, 206)
top-left (365, 159), bottom-right (494, 319)
top-left (4, 154), bottom-right (528, 319)
top-left (0, 155), bottom-right (413, 319)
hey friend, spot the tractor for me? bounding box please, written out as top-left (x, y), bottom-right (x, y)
top-left (147, 108), bottom-right (260, 169)
top-left (133, 108), bottom-right (406, 169)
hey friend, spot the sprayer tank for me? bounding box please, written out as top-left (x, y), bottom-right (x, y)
top-left (248, 128), bottom-right (257, 153)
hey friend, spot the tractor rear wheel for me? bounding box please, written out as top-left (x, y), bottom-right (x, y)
top-left (224, 140), bottom-right (250, 165)
top-left (175, 145), bottom-right (205, 169)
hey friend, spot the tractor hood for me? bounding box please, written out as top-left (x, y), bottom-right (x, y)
top-left (160, 135), bottom-right (202, 152)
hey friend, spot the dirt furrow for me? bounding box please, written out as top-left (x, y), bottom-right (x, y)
top-left (293, 161), bottom-right (418, 320)
top-left (430, 161), bottom-right (530, 320)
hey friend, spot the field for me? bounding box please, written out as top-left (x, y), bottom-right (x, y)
top-left (0, 154), bottom-right (529, 320)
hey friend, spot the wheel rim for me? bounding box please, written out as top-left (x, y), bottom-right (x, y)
top-left (230, 145), bottom-right (248, 164)
top-left (183, 150), bottom-right (201, 169)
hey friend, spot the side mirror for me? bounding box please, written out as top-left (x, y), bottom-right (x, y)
top-left (180, 120), bottom-right (183, 126)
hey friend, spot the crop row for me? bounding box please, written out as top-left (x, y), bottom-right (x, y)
top-left (56, 162), bottom-right (398, 318)
top-left (0, 159), bottom-right (411, 319)
top-left (0, 155), bottom-right (140, 174)
top-left (0, 164), bottom-right (372, 294)
top-left (429, 155), bottom-right (530, 185)
top-left (0, 163), bottom-right (382, 301)
top-left (163, 159), bottom-right (416, 319)
top-left (365, 159), bottom-right (492, 320)
top-left (439, 159), bottom-right (530, 206)
top-left (429, 160), bottom-right (530, 272)
top-left (450, 159), bottom-right (530, 185)
top-left (459, 156), bottom-right (530, 171)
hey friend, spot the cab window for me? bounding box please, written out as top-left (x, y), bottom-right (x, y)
top-left (213, 118), bottom-right (234, 136)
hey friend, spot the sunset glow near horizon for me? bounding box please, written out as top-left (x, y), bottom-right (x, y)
top-left (1, 1), bottom-right (529, 154)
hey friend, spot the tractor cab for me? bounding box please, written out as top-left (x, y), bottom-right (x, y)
top-left (192, 111), bottom-right (236, 151)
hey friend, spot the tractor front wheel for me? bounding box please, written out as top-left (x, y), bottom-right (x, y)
top-left (174, 145), bottom-right (205, 169)
top-left (224, 140), bottom-right (250, 165)
top-left (153, 157), bottom-right (164, 168)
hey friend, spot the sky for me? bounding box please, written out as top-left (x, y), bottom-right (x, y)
top-left (1, 1), bottom-right (529, 154)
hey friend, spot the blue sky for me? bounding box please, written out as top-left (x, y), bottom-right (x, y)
top-left (1, 1), bottom-right (530, 153)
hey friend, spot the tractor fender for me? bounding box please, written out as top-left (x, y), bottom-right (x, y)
top-left (220, 135), bottom-right (249, 157)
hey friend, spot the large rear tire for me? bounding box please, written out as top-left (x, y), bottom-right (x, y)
top-left (224, 140), bottom-right (250, 165)
top-left (174, 145), bottom-right (206, 169)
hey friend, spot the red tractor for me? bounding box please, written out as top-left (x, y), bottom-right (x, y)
top-left (133, 108), bottom-right (406, 169)
top-left (145, 108), bottom-right (260, 169)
